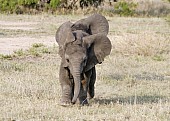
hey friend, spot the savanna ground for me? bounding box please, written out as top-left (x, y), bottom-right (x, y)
top-left (0, 14), bottom-right (170, 121)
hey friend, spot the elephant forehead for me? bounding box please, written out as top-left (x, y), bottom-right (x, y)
top-left (72, 19), bottom-right (89, 30)
top-left (65, 44), bottom-right (86, 55)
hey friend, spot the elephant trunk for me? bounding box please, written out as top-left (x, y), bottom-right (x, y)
top-left (71, 63), bottom-right (81, 104)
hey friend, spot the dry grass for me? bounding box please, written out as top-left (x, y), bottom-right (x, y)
top-left (134, 0), bottom-right (170, 16)
top-left (102, 0), bottom-right (170, 17)
top-left (112, 33), bottom-right (170, 56)
top-left (0, 14), bottom-right (170, 120)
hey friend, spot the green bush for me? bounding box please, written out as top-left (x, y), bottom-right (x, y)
top-left (114, 0), bottom-right (137, 16)
top-left (0, 0), bottom-right (39, 13)
top-left (80, 0), bottom-right (103, 8)
top-left (0, 0), bottom-right (18, 13)
top-left (0, 0), bottom-right (61, 14)
top-left (50, 0), bottom-right (60, 9)
top-left (18, 0), bottom-right (38, 6)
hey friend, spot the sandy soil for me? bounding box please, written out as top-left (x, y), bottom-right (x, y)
top-left (0, 20), bottom-right (56, 55)
top-left (0, 36), bottom-right (55, 54)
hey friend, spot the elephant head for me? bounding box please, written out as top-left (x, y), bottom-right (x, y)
top-left (56, 21), bottom-right (112, 104)
top-left (71, 13), bottom-right (109, 35)
top-left (55, 21), bottom-right (74, 57)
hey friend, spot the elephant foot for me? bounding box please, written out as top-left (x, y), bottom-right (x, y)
top-left (81, 99), bottom-right (89, 106)
top-left (77, 97), bottom-right (89, 106)
top-left (60, 102), bottom-right (71, 107)
top-left (59, 99), bottom-right (72, 107)
top-left (87, 91), bottom-right (94, 99)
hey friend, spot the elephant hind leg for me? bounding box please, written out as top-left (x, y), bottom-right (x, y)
top-left (88, 67), bottom-right (96, 99)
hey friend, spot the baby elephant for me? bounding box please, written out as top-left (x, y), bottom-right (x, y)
top-left (55, 14), bottom-right (112, 106)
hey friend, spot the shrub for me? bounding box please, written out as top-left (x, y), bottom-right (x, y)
top-left (18, 0), bottom-right (38, 6)
top-left (114, 0), bottom-right (137, 16)
top-left (0, 0), bottom-right (18, 13)
top-left (80, 0), bottom-right (103, 8)
top-left (49, 0), bottom-right (60, 9)
top-left (0, 0), bottom-right (39, 13)
top-left (0, 0), bottom-right (59, 14)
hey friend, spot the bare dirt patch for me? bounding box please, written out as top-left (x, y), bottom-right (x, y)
top-left (0, 36), bottom-right (55, 54)
top-left (0, 21), bottom-right (38, 26)
top-left (0, 17), bottom-right (56, 54)
top-left (0, 14), bottom-right (86, 55)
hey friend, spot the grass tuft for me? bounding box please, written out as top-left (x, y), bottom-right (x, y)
top-left (32, 43), bottom-right (45, 48)
top-left (152, 55), bottom-right (166, 61)
top-left (0, 54), bottom-right (13, 60)
top-left (14, 49), bottom-right (25, 56)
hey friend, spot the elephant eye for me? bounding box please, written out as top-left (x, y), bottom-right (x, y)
top-left (84, 59), bottom-right (87, 64)
top-left (66, 59), bottom-right (69, 63)
top-left (83, 56), bottom-right (87, 60)
top-left (83, 57), bottom-right (87, 63)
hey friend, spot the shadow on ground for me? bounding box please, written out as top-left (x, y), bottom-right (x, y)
top-left (93, 95), bottom-right (169, 105)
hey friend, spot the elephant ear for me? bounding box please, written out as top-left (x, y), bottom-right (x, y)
top-left (72, 14), bottom-right (109, 35)
top-left (83, 33), bottom-right (112, 71)
top-left (55, 21), bottom-right (75, 57)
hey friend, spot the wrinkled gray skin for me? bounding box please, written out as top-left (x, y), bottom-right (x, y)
top-left (71, 13), bottom-right (109, 35)
top-left (56, 14), bottom-right (111, 106)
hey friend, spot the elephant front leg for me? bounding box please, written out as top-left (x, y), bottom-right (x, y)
top-left (77, 79), bottom-right (88, 105)
top-left (60, 84), bottom-right (72, 106)
top-left (59, 65), bottom-right (73, 106)
top-left (77, 71), bottom-right (92, 105)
